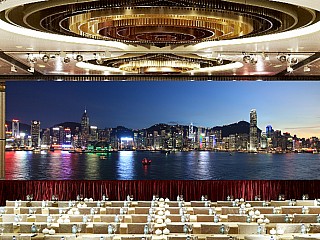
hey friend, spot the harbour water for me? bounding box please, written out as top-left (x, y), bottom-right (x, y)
top-left (5, 151), bottom-right (320, 180)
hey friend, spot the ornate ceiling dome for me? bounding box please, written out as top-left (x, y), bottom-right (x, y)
top-left (1, 0), bottom-right (319, 47)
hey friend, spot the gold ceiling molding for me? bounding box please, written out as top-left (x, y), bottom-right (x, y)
top-left (2, 0), bottom-right (317, 46)
top-left (67, 8), bottom-right (254, 43)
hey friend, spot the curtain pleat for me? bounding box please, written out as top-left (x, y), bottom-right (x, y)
top-left (0, 180), bottom-right (319, 206)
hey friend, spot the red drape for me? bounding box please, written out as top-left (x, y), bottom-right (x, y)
top-left (0, 180), bottom-right (319, 206)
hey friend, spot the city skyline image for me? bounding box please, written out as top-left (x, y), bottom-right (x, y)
top-left (6, 81), bottom-right (320, 138)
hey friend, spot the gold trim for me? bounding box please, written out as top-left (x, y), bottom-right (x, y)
top-left (0, 82), bottom-right (5, 92)
top-left (68, 7), bottom-right (254, 42)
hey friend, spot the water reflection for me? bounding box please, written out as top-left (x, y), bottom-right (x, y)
top-left (5, 150), bottom-right (320, 180)
top-left (116, 151), bottom-right (135, 179)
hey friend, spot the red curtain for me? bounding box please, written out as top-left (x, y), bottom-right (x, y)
top-left (0, 180), bottom-right (319, 206)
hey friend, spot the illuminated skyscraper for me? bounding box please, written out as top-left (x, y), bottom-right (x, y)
top-left (64, 128), bottom-right (72, 145)
top-left (249, 109), bottom-right (258, 151)
top-left (31, 120), bottom-right (41, 148)
top-left (12, 119), bottom-right (19, 138)
top-left (52, 127), bottom-right (60, 145)
top-left (266, 125), bottom-right (273, 138)
top-left (90, 126), bottom-right (98, 141)
top-left (80, 109), bottom-right (90, 146)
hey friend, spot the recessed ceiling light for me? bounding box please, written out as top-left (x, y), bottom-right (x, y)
top-left (15, 46), bottom-right (23, 49)
top-left (38, 64), bottom-right (46, 68)
top-left (26, 47), bottom-right (33, 50)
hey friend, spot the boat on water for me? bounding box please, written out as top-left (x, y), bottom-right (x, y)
top-left (69, 148), bottom-right (84, 153)
top-left (142, 158), bottom-right (152, 165)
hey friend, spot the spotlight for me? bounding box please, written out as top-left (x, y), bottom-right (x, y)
top-left (287, 66), bottom-right (293, 73)
top-left (242, 53), bottom-right (251, 63)
top-left (42, 54), bottom-right (50, 63)
top-left (96, 58), bottom-right (104, 65)
top-left (76, 54), bottom-right (83, 62)
top-left (95, 53), bottom-right (104, 65)
top-left (277, 54), bottom-right (287, 63)
top-left (27, 67), bottom-right (35, 73)
top-left (27, 54), bottom-right (37, 63)
top-left (64, 56), bottom-right (71, 63)
top-left (250, 54), bottom-right (258, 65)
top-left (287, 55), bottom-right (298, 64)
top-left (10, 65), bottom-right (17, 72)
top-left (304, 66), bottom-right (311, 72)
top-left (216, 58), bottom-right (223, 65)
top-left (216, 54), bottom-right (223, 65)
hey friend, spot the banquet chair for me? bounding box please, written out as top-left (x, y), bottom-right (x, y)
top-left (253, 207), bottom-right (274, 214)
top-left (59, 223), bottom-right (85, 233)
top-left (131, 214), bottom-right (148, 223)
top-left (134, 208), bottom-right (149, 214)
top-left (293, 214), bottom-right (317, 223)
top-left (126, 223), bottom-right (145, 234)
top-left (1, 236), bottom-right (31, 240)
top-left (167, 208), bottom-right (181, 214)
top-left (246, 201), bottom-right (265, 207)
top-left (69, 215), bottom-right (83, 222)
top-left (191, 201), bottom-right (208, 207)
top-left (206, 235), bottom-right (235, 240)
top-left (166, 223), bottom-right (185, 233)
top-left (0, 222), bottom-right (13, 233)
top-left (122, 236), bottom-right (152, 240)
top-left (264, 214), bottom-right (287, 223)
top-left (44, 236), bottom-right (77, 240)
top-left (276, 223), bottom-right (302, 233)
top-left (296, 200), bottom-right (315, 206)
top-left (35, 215), bottom-right (48, 222)
top-left (307, 207), bottom-right (320, 214)
top-left (197, 215), bottom-right (215, 222)
top-left (270, 201), bottom-right (290, 207)
top-left (136, 201), bottom-right (151, 207)
top-left (92, 223), bottom-right (108, 234)
top-left (193, 208), bottom-right (211, 215)
top-left (105, 208), bottom-right (121, 214)
top-left (167, 214), bottom-right (182, 222)
top-left (100, 215), bottom-right (117, 223)
top-left (201, 223), bottom-right (237, 234)
top-left (238, 223), bottom-right (266, 235)
top-left (227, 214), bottom-right (247, 222)
top-left (244, 235), bottom-right (272, 240)
top-left (217, 201), bottom-right (233, 207)
top-left (281, 207), bottom-right (303, 214)
top-left (221, 207), bottom-right (239, 215)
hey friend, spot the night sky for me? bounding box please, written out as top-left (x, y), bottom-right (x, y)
top-left (5, 81), bottom-right (320, 138)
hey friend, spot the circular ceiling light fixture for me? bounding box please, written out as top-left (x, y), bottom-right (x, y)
top-left (81, 53), bottom-right (240, 74)
top-left (2, 0), bottom-right (318, 48)
top-left (75, 54), bottom-right (83, 62)
top-left (42, 54), bottom-right (50, 63)
top-left (63, 56), bottom-right (71, 63)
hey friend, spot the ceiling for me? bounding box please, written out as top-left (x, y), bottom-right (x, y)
top-left (0, 0), bottom-right (320, 81)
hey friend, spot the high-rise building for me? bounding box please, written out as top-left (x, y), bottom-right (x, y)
top-left (42, 128), bottom-right (51, 146)
top-left (31, 120), bottom-right (41, 148)
top-left (90, 126), bottom-right (98, 141)
top-left (266, 125), bottom-right (273, 138)
top-left (249, 109), bottom-right (258, 151)
top-left (52, 127), bottom-right (60, 145)
top-left (12, 119), bottom-right (19, 138)
top-left (64, 128), bottom-right (72, 145)
top-left (80, 109), bottom-right (90, 146)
